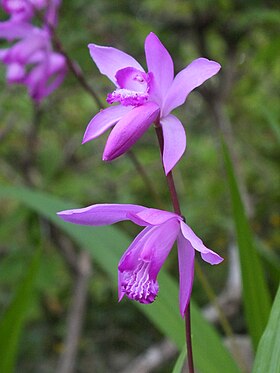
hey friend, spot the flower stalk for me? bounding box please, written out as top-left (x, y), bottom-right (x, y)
top-left (155, 123), bottom-right (194, 373)
top-left (54, 31), bottom-right (224, 373)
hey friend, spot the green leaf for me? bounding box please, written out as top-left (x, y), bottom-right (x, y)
top-left (222, 140), bottom-right (271, 350)
top-left (261, 108), bottom-right (280, 145)
top-left (252, 284), bottom-right (280, 373)
top-left (172, 348), bottom-right (186, 373)
top-left (0, 249), bottom-right (40, 373)
top-left (0, 185), bottom-right (241, 373)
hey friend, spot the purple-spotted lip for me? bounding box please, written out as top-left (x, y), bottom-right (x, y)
top-left (106, 88), bottom-right (149, 106)
top-left (106, 67), bottom-right (153, 107)
top-left (120, 260), bottom-right (159, 304)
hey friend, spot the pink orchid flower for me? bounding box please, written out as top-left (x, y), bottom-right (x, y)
top-left (2, 0), bottom-right (46, 22)
top-left (83, 33), bottom-right (221, 174)
top-left (57, 204), bottom-right (223, 317)
top-left (0, 25), bottom-right (66, 101)
top-left (2, 0), bottom-right (60, 25)
top-left (0, 0), bottom-right (66, 101)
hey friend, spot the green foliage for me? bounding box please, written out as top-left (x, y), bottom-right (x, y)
top-left (0, 249), bottom-right (40, 373)
top-left (172, 348), bottom-right (186, 373)
top-left (253, 284), bottom-right (280, 373)
top-left (222, 140), bottom-right (271, 350)
top-left (0, 186), bottom-right (241, 373)
top-left (1, 0), bottom-right (279, 370)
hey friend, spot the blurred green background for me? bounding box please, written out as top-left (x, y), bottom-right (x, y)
top-left (0, 0), bottom-right (279, 372)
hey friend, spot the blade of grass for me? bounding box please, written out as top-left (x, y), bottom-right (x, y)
top-left (0, 249), bottom-right (40, 373)
top-left (222, 140), bottom-right (271, 350)
top-left (0, 185), bottom-right (241, 373)
top-left (261, 107), bottom-right (280, 144)
top-left (252, 284), bottom-right (280, 373)
top-left (172, 348), bottom-right (186, 373)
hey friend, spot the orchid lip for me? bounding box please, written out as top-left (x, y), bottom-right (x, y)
top-left (107, 88), bottom-right (149, 106)
top-left (106, 67), bottom-right (153, 107)
top-left (120, 259), bottom-right (159, 304)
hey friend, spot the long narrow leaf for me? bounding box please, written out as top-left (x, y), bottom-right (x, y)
top-left (222, 140), bottom-right (271, 350)
top-left (261, 108), bottom-right (280, 144)
top-left (172, 348), bottom-right (186, 373)
top-left (252, 284), bottom-right (280, 373)
top-left (0, 249), bottom-right (40, 373)
top-left (0, 185), bottom-right (241, 373)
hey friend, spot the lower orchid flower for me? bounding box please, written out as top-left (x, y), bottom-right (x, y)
top-left (57, 204), bottom-right (223, 317)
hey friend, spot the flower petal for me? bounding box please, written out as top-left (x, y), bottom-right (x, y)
top-left (115, 67), bottom-right (151, 92)
top-left (162, 58), bottom-right (221, 116)
top-left (39, 53), bottom-right (66, 99)
top-left (82, 105), bottom-right (133, 144)
top-left (88, 43), bottom-right (144, 85)
top-left (103, 102), bottom-right (160, 161)
top-left (119, 219), bottom-right (179, 278)
top-left (24, 51), bottom-right (66, 102)
top-left (160, 114), bottom-right (186, 174)
top-left (177, 232), bottom-right (195, 317)
top-left (0, 21), bottom-right (33, 40)
top-left (3, 31), bottom-right (48, 64)
top-left (6, 62), bottom-right (25, 83)
top-left (57, 204), bottom-right (145, 226)
top-left (180, 221), bottom-right (223, 265)
top-left (128, 208), bottom-right (180, 226)
top-left (141, 219), bottom-right (180, 277)
top-left (145, 32), bottom-right (174, 104)
top-left (118, 220), bottom-right (179, 304)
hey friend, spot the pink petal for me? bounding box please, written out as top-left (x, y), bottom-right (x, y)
top-left (45, 0), bottom-right (61, 27)
top-left (160, 114), bottom-right (186, 175)
top-left (115, 67), bottom-right (151, 92)
top-left (39, 53), bottom-right (67, 99)
top-left (82, 105), bottom-right (133, 144)
top-left (141, 219), bottom-right (180, 277)
top-left (128, 208), bottom-right (180, 226)
top-left (4, 31), bottom-right (48, 64)
top-left (6, 62), bottom-right (25, 83)
top-left (0, 21), bottom-right (33, 40)
top-left (0, 49), bottom-right (8, 61)
top-left (24, 53), bottom-right (49, 101)
top-left (57, 204), bottom-right (145, 226)
top-left (162, 58), bottom-right (221, 116)
top-left (119, 219), bottom-right (179, 278)
top-left (177, 232), bottom-right (195, 317)
top-left (145, 32), bottom-right (174, 104)
top-left (24, 51), bottom-right (66, 102)
top-left (103, 102), bottom-right (160, 161)
top-left (180, 221), bottom-right (224, 265)
top-left (88, 43), bottom-right (144, 85)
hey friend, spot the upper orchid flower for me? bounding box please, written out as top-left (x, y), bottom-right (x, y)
top-left (83, 33), bottom-right (221, 174)
top-left (57, 203), bottom-right (223, 317)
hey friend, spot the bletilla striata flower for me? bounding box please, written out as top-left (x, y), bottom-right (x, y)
top-left (1, 0), bottom-right (46, 22)
top-left (57, 204), bottom-right (223, 316)
top-left (83, 33), bottom-right (221, 174)
top-left (0, 0), bottom-right (66, 101)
